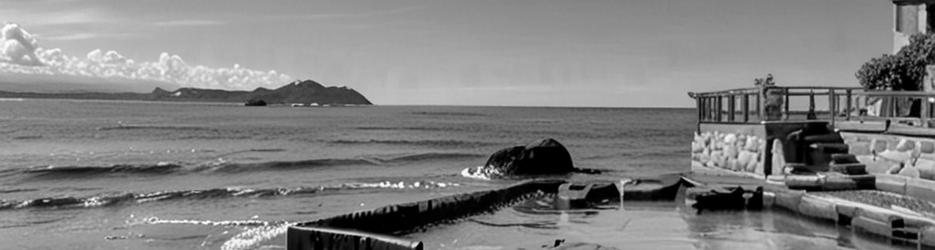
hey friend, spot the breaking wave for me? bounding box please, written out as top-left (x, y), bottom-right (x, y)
top-left (0, 180), bottom-right (461, 210)
top-left (19, 152), bottom-right (482, 177)
top-left (328, 139), bottom-right (495, 148)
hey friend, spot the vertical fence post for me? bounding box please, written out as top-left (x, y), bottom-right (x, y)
top-left (922, 94), bottom-right (929, 128)
top-left (717, 95), bottom-right (724, 122)
top-left (784, 88), bottom-right (790, 120)
top-left (743, 94), bottom-right (750, 123)
top-left (756, 90), bottom-right (762, 121)
top-left (846, 89), bottom-right (852, 121)
top-left (728, 94), bottom-right (736, 122)
top-left (829, 89), bottom-right (836, 127)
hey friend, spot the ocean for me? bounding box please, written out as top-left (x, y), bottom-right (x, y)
top-left (0, 99), bottom-right (908, 249)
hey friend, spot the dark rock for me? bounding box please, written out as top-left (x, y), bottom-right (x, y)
top-left (484, 138), bottom-right (575, 176)
top-left (244, 99), bottom-right (267, 106)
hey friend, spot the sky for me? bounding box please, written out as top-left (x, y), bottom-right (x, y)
top-left (0, 0), bottom-right (895, 107)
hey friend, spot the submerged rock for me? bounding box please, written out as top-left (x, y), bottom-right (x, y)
top-left (484, 138), bottom-right (576, 176)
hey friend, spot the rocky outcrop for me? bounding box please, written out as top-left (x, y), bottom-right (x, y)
top-left (150, 80), bottom-right (372, 105)
top-left (483, 138), bottom-right (576, 176)
top-left (0, 79), bottom-right (373, 106)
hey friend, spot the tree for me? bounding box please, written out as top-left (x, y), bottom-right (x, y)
top-left (856, 33), bottom-right (935, 91)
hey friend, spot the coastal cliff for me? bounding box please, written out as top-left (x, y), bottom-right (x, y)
top-left (0, 80), bottom-right (372, 105)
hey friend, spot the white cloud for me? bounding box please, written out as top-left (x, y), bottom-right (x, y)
top-left (0, 23), bottom-right (293, 90)
top-left (154, 19), bottom-right (224, 27)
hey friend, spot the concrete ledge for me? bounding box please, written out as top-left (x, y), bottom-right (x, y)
top-left (287, 226), bottom-right (423, 250)
top-left (853, 216), bottom-right (894, 238)
top-left (773, 190), bottom-right (805, 211)
top-left (797, 195), bottom-right (837, 221)
top-left (875, 174), bottom-right (908, 195)
top-left (906, 177), bottom-right (935, 203)
top-left (837, 121), bottom-right (887, 133)
top-left (299, 180), bottom-right (565, 235)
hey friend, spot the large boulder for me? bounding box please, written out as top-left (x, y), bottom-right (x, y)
top-left (484, 138), bottom-right (575, 175)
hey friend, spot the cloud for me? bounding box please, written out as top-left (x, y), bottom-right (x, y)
top-left (1, 23), bottom-right (42, 65)
top-left (154, 19), bottom-right (224, 27)
top-left (0, 23), bottom-right (292, 90)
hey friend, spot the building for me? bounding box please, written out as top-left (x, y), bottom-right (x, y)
top-left (893, 0), bottom-right (935, 52)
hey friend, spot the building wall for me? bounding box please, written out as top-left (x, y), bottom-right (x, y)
top-left (893, 3), bottom-right (930, 53)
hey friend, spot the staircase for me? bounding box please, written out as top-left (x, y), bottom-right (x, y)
top-left (779, 123), bottom-right (875, 190)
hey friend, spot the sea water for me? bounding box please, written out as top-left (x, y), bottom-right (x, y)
top-left (0, 99), bottom-right (911, 249)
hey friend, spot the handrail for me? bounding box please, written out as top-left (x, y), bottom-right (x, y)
top-left (689, 85), bottom-right (935, 128)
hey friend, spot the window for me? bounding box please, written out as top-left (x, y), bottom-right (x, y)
top-left (897, 4), bottom-right (920, 33)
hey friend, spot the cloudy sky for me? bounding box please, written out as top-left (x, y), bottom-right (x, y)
top-left (1, 0), bottom-right (893, 107)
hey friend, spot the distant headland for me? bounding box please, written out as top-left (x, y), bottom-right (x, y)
top-left (0, 80), bottom-right (373, 106)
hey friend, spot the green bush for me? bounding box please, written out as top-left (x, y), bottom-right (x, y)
top-left (856, 34), bottom-right (935, 91)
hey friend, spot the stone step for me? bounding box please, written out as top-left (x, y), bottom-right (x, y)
top-left (786, 162), bottom-right (828, 173)
top-left (803, 133), bottom-right (844, 143)
top-left (829, 163), bottom-right (868, 175)
top-left (783, 173), bottom-right (875, 190)
top-left (831, 153), bottom-right (860, 164)
top-left (809, 143), bottom-right (850, 154)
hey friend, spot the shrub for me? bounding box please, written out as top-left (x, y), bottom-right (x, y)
top-left (856, 34), bottom-right (935, 91)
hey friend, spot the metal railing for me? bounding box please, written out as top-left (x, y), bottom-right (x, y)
top-left (689, 85), bottom-right (935, 128)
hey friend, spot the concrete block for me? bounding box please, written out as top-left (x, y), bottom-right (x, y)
top-left (906, 178), bottom-right (935, 203)
top-left (774, 190), bottom-right (805, 211)
top-left (879, 150), bottom-right (912, 163)
top-left (871, 139), bottom-right (888, 153)
top-left (898, 166), bottom-right (921, 178)
top-left (797, 195), bottom-right (838, 221)
top-left (784, 175), bottom-right (822, 190)
top-left (921, 226), bottom-right (935, 247)
top-left (848, 141), bottom-right (871, 156)
top-left (875, 174), bottom-right (908, 194)
top-left (836, 203), bottom-right (859, 219)
top-left (853, 216), bottom-right (894, 238)
top-left (916, 159), bottom-right (935, 180)
top-left (897, 139), bottom-right (916, 152)
top-left (922, 141), bottom-right (935, 154)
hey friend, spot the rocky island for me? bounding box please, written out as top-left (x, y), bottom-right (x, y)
top-left (0, 80), bottom-right (372, 106)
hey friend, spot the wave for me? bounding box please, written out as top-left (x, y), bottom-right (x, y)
top-left (24, 162), bottom-right (184, 176)
top-left (328, 139), bottom-right (494, 148)
top-left (96, 124), bottom-right (217, 132)
top-left (411, 111), bottom-right (486, 117)
top-left (0, 180), bottom-right (461, 211)
top-left (353, 126), bottom-right (454, 132)
top-left (19, 152), bottom-right (482, 177)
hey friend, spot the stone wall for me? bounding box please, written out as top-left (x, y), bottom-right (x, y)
top-left (691, 131), bottom-right (766, 177)
top-left (840, 132), bottom-right (935, 179)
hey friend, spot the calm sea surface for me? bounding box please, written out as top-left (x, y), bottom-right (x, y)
top-left (0, 99), bottom-right (910, 249)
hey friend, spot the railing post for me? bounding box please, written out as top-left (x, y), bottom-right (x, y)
top-left (807, 90), bottom-right (816, 120)
top-left (717, 96), bottom-right (723, 122)
top-left (922, 95), bottom-right (929, 127)
top-left (846, 89), bottom-right (852, 121)
top-left (756, 91), bottom-right (762, 121)
top-left (728, 94), bottom-right (736, 122)
top-left (829, 89), bottom-right (836, 127)
top-left (784, 88), bottom-right (790, 120)
top-left (743, 94), bottom-right (750, 123)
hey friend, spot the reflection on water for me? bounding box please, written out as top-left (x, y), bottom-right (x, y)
top-left (409, 200), bottom-right (923, 250)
